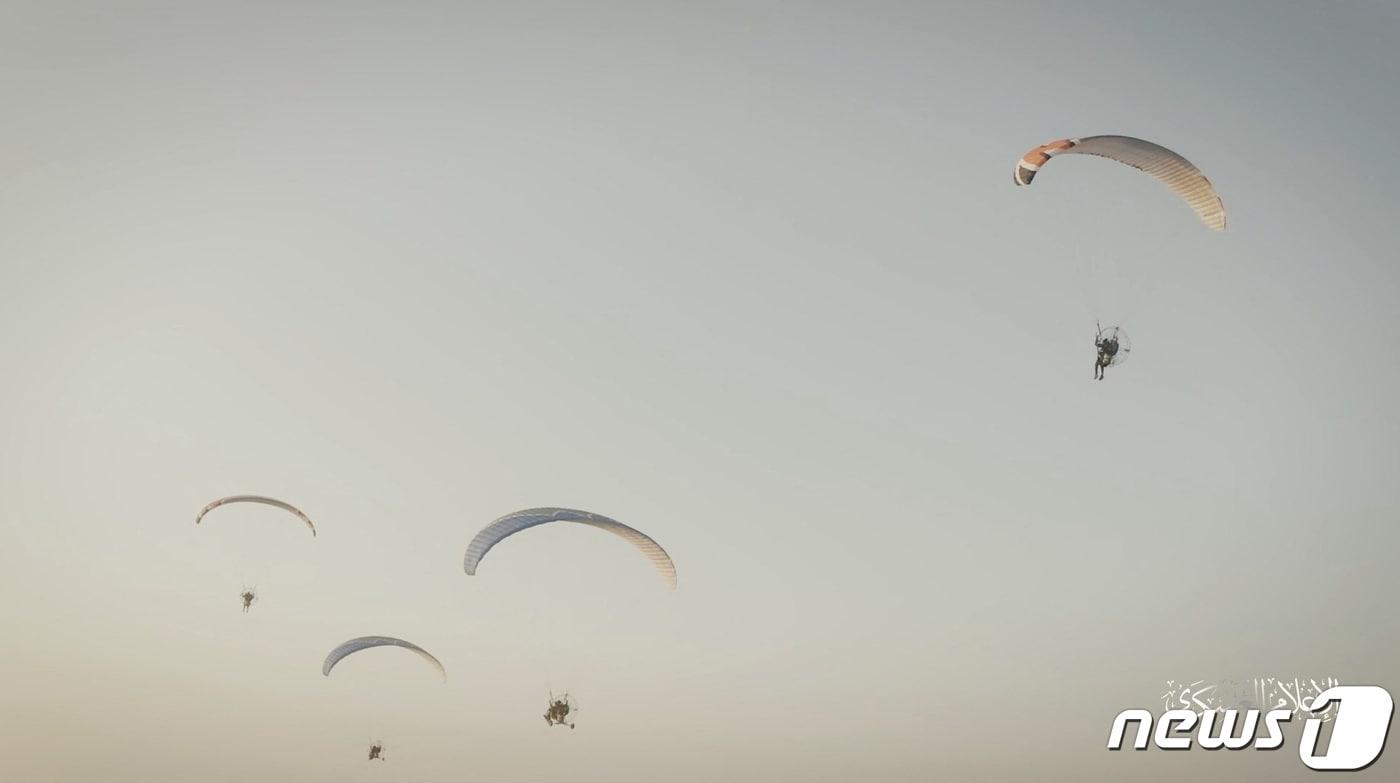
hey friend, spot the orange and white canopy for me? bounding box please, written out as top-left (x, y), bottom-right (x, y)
top-left (1014, 135), bottom-right (1225, 231)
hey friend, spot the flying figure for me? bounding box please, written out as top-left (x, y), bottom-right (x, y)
top-left (1092, 324), bottom-right (1130, 380)
top-left (543, 692), bottom-right (577, 729)
top-left (240, 587), bottom-right (257, 613)
top-left (367, 742), bottom-right (385, 762)
top-left (1095, 330), bottom-right (1119, 380)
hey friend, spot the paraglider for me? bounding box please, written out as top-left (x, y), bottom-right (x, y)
top-left (322, 638), bottom-right (442, 762)
top-left (1013, 135), bottom-right (1225, 231)
top-left (197, 497), bottom-right (314, 611)
top-left (1094, 324), bottom-right (1130, 380)
top-left (543, 692), bottom-right (577, 729)
top-left (196, 495), bottom-right (317, 537)
top-left (464, 508), bottom-right (677, 590)
top-left (322, 636), bottom-right (446, 680)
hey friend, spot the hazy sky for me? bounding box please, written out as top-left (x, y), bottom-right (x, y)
top-left (2, 2), bottom-right (1398, 781)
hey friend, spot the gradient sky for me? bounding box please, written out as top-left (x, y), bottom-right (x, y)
top-left (2, 2), bottom-right (1398, 781)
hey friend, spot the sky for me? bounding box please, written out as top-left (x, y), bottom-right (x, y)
top-left (2, 1), bottom-right (1398, 781)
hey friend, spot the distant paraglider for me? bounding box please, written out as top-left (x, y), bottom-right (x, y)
top-left (1094, 324), bottom-right (1130, 380)
top-left (198, 496), bottom-right (314, 612)
top-left (322, 636), bottom-right (446, 680)
top-left (544, 692), bottom-right (577, 729)
top-left (196, 495), bottom-right (317, 537)
top-left (1013, 135), bottom-right (1225, 231)
top-left (464, 508), bottom-right (677, 590)
top-left (322, 638), bottom-right (442, 762)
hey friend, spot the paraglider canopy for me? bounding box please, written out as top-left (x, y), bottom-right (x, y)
top-left (464, 507), bottom-right (677, 590)
top-left (1013, 135), bottom-right (1225, 231)
top-left (322, 636), bottom-right (446, 680)
top-left (196, 495), bottom-right (317, 537)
